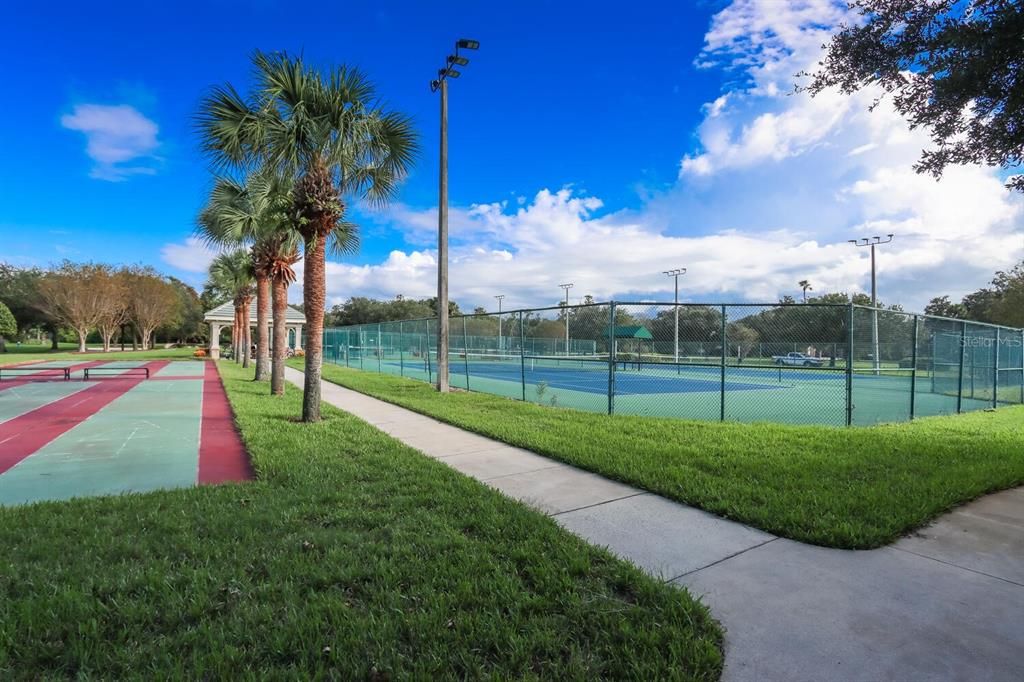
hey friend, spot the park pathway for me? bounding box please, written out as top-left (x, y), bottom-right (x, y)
top-left (286, 367), bottom-right (1024, 682)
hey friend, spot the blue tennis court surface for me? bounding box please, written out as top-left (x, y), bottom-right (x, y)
top-left (386, 358), bottom-right (794, 395)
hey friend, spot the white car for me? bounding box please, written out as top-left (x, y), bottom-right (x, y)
top-left (772, 352), bottom-right (824, 367)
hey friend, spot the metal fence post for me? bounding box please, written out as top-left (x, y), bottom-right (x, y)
top-left (910, 315), bottom-right (918, 420)
top-left (399, 321), bottom-right (405, 377)
top-left (846, 303), bottom-right (854, 426)
top-left (425, 319), bottom-right (433, 384)
top-left (993, 327), bottom-right (1000, 408)
top-left (957, 321), bottom-right (967, 413)
top-left (720, 304), bottom-right (727, 422)
top-left (463, 316), bottom-right (470, 390)
top-left (519, 311), bottom-right (527, 401)
top-left (608, 302), bottom-right (616, 415)
top-left (377, 323), bottom-right (382, 374)
top-left (358, 326), bottom-right (365, 370)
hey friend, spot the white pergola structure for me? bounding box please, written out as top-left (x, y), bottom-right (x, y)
top-left (203, 301), bottom-right (306, 359)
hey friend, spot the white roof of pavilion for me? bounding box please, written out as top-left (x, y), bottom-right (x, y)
top-left (203, 301), bottom-right (306, 324)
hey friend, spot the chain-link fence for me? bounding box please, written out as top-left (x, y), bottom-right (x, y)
top-left (322, 302), bottom-right (1024, 427)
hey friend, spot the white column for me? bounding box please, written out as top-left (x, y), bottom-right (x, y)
top-left (295, 324), bottom-right (304, 351)
top-left (209, 322), bottom-right (221, 359)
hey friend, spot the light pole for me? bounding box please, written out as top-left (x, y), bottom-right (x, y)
top-left (848, 234), bottom-right (894, 374)
top-left (494, 294), bottom-right (504, 351)
top-left (430, 38), bottom-right (479, 392)
top-left (663, 268), bottom-right (686, 363)
top-left (559, 283), bottom-right (574, 355)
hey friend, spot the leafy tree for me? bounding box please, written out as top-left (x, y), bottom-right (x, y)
top-left (806, 0), bottom-right (1024, 192)
top-left (198, 50), bottom-right (419, 422)
top-left (37, 262), bottom-right (113, 352)
top-left (124, 266), bottom-right (182, 351)
top-left (424, 297), bottom-right (461, 319)
top-left (156, 277), bottom-right (205, 344)
top-left (726, 322), bottom-right (759, 363)
top-left (0, 301), bottom-right (16, 352)
top-left (0, 263), bottom-right (54, 345)
top-left (924, 295), bottom-right (967, 320)
top-left (94, 267), bottom-right (129, 353)
top-left (200, 281), bottom-right (229, 312)
top-left (170, 277), bottom-right (205, 342)
top-left (649, 305), bottom-right (723, 357)
top-left (929, 260), bottom-right (1024, 327)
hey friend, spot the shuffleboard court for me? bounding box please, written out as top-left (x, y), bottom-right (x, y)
top-left (0, 360), bottom-right (250, 506)
top-left (153, 360), bottom-right (208, 378)
top-left (0, 381), bottom-right (98, 423)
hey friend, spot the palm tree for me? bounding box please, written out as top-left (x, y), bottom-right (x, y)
top-left (197, 173), bottom-right (300, 394)
top-left (799, 280), bottom-right (813, 303)
top-left (209, 250), bottom-right (256, 367)
top-left (197, 51), bottom-right (419, 421)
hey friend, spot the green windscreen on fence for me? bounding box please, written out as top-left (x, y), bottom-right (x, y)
top-left (321, 302), bottom-right (1024, 427)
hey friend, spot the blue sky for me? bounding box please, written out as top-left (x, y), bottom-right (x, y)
top-left (2, 0), bottom-right (1021, 311)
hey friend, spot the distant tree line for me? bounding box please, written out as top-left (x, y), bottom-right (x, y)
top-left (326, 296), bottom-right (462, 327)
top-left (924, 261), bottom-right (1024, 328)
top-left (0, 261), bottom-right (203, 353)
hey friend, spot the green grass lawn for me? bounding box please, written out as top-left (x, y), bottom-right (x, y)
top-left (0, 361), bottom-right (722, 679)
top-left (0, 346), bottom-right (198, 365)
top-left (302, 360), bottom-right (1024, 549)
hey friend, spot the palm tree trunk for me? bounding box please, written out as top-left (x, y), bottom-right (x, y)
top-left (254, 275), bottom-right (270, 380)
top-left (271, 277), bottom-right (288, 396)
top-left (242, 298), bottom-right (251, 369)
top-left (234, 306), bottom-right (242, 363)
top-left (301, 236), bottom-right (325, 422)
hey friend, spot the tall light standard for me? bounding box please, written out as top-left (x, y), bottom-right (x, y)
top-left (663, 268), bottom-right (686, 363)
top-left (430, 38), bottom-right (479, 392)
top-left (559, 283), bottom-right (574, 355)
top-left (494, 294), bottom-right (505, 351)
top-left (848, 234), bottom-right (894, 374)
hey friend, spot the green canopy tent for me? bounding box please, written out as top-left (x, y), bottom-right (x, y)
top-left (613, 325), bottom-right (653, 368)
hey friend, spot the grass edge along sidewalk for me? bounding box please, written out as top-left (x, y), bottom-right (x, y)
top-left (299, 360), bottom-right (1024, 550)
top-left (0, 360), bottom-right (722, 680)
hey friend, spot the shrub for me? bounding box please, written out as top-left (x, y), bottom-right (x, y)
top-left (294, 349), bottom-right (305, 357)
top-left (193, 349), bottom-right (207, 358)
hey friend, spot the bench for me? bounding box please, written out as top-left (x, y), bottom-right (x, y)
top-left (0, 366), bottom-right (71, 381)
top-left (83, 366), bottom-right (150, 380)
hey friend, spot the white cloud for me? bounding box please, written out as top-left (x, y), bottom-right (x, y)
top-left (203, 0), bottom-right (1024, 315)
top-left (300, 188), bottom-right (879, 310)
top-left (161, 237), bottom-right (219, 274)
top-left (61, 104), bottom-right (160, 181)
top-left (671, 0), bottom-right (1024, 308)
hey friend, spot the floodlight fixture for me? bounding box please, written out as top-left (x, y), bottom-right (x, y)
top-left (457, 39), bottom-right (480, 50)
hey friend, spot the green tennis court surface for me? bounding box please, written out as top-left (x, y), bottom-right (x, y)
top-left (0, 360), bottom-right (251, 506)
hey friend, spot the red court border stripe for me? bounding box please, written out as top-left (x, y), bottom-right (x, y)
top-left (0, 360), bottom-right (171, 474)
top-left (0, 360), bottom-right (113, 394)
top-left (198, 362), bottom-right (252, 484)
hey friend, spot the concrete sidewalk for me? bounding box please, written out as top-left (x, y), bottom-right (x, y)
top-left (286, 368), bottom-right (1024, 681)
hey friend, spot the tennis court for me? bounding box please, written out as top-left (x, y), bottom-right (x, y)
top-left (0, 359), bottom-right (251, 506)
top-left (324, 301), bottom-right (1024, 426)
